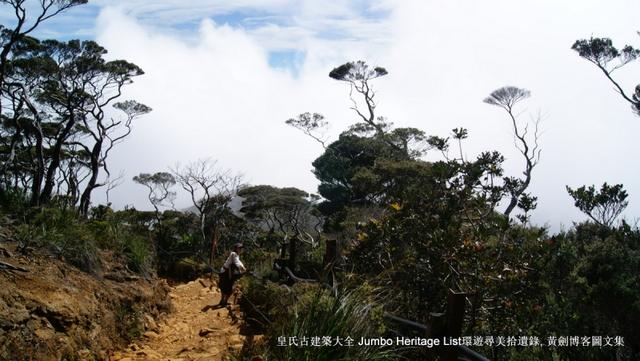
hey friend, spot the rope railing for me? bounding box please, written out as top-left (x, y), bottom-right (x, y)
top-left (383, 312), bottom-right (430, 332)
top-left (282, 266), bottom-right (317, 283)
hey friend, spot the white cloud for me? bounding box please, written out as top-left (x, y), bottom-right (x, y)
top-left (378, 0), bottom-right (640, 228)
top-left (90, 1), bottom-right (640, 230)
top-left (93, 8), bottom-right (357, 210)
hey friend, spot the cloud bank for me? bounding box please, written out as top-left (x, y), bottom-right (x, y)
top-left (87, 0), bottom-right (640, 230)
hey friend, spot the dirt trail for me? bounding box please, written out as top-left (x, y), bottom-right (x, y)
top-left (109, 278), bottom-right (246, 361)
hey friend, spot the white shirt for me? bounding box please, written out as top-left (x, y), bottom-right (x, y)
top-left (221, 251), bottom-right (246, 273)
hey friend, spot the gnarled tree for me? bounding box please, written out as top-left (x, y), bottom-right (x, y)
top-left (172, 158), bottom-right (242, 264)
top-left (2, 38), bottom-right (148, 212)
top-left (133, 172), bottom-right (176, 225)
top-left (572, 36), bottom-right (640, 116)
top-left (0, 0), bottom-right (88, 201)
top-left (0, 0), bottom-right (88, 113)
top-left (285, 112), bottom-right (329, 149)
top-left (328, 61), bottom-right (398, 147)
top-left (484, 86), bottom-right (542, 219)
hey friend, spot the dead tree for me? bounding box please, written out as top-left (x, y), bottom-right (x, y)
top-left (172, 158), bottom-right (242, 264)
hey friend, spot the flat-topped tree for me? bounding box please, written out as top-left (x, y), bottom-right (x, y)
top-left (239, 186), bottom-right (308, 232)
top-left (484, 86), bottom-right (542, 219)
top-left (133, 172), bottom-right (176, 225)
top-left (285, 112), bottom-right (329, 149)
top-left (238, 185), bottom-right (321, 257)
top-left (287, 62), bottom-right (427, 162)
top-left (329, 61), bottom-right (391, 137)
top-left (572, 36), bottom-right (640, 116)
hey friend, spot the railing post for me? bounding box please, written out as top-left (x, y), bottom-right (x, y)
top-left (446, 290), bottom-right (466, 337)
top-left (428, 312), bottom-right (446, 338)
top-left (383, 291), bottom-right (491, 361)
top-left (444, 290), bottom-right (467, 361)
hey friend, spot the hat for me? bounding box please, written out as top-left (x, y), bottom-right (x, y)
top-left (233, 243), bottom-right (244, 250)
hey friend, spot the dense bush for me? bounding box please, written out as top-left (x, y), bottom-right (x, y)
top-left (237, 278), bottom-right (401, 361)
top-left (529, 222), bottom-right (640, 361)
top-left (4, 203), bottom-right (156, 275)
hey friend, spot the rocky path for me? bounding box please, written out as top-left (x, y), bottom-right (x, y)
top-left (109, 278), bottom-right (246, 361)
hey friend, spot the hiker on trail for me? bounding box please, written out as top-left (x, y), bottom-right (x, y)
top-left (218, 243), bottom-right (246, 306)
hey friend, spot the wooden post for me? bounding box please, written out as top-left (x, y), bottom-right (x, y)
top-left (446, 291), bottom-right (466, 337)
top-left (443, 290), bottom-right (467, 361)
top-left (428, 312), bottom-right (446, 338)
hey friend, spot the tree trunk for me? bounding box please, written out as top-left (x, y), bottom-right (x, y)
top-left (29, 124), bottom-right (45, 206)
top-left (40, 112), bottom-right (76, 204)
top-left (289, 236), bottom-right (297, 270)
top-left (79, 139), bottom-right (102, 215)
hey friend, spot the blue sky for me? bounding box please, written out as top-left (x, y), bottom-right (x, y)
top-left (0, 0), bottom-right (391, 74)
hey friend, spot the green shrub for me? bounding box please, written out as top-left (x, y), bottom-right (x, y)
top-left (6, 204), bottom-right (158, 275)
top-left (529, 221), bottom-right (640, 361)
top-left (238, 279), bottom-right (401, 361)
top-left (13, 207), bottom-right (101, 273)
top-left (0, 188), bottom-right (30, 218)
top-left (122, 234), bottom-right (153, 274)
